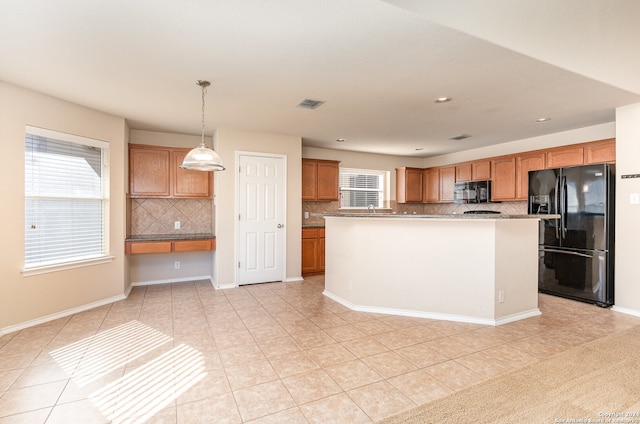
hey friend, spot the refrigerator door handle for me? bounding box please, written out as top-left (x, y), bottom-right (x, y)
top-left (554, 176), bottom-right (560, 239)
top-left (561, 175), bottom-right (567, 239)
top-left (540, 247), bottom-right (594, 259)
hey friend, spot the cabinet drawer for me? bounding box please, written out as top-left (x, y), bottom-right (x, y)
top-left (173, 239), bottom-right (213, 252)
top-left (302, 228), bottom-right (319, 239)
top-left (126, 241), bottom-right (172, 254)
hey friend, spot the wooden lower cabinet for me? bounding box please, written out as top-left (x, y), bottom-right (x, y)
top-left (302, 227), bottom-right (325, 275)
top-left (126, 238), bottom-right (215, 254)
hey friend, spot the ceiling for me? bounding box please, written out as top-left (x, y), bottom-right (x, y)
top-left (1, 0), bottom-right (638, 158)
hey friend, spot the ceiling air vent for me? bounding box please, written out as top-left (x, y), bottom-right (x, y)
top-left (296, 98), bottom-right (325, 109)
top-left (450, 134), bottom-right (472, 141)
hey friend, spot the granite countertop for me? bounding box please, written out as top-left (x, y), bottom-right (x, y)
top-left (302, 224), bottom-right (325, 228)
top-left (322, 213), bottom-right (559, 220)
top-left (125, 233), bottom-right (215, 242)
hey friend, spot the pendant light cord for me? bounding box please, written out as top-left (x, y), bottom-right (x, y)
top-left (197, 80), bottom-right (210, 147)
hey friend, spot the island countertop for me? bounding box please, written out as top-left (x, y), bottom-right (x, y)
top-left (322, 213), bottom-right (559, 220)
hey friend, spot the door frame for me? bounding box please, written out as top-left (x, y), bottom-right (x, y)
top-left (234, 150), bottom-right (288, 285)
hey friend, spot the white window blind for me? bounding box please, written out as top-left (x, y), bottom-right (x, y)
top-left (339, 167), bottom-right (387, 208)
top-left (24, 127), bottom-right (108, 269)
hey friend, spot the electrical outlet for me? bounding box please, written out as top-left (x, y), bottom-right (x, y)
top-left (498, 290), bottom-right (505, 303)
top-left (630, 193), bottom-right (640, 205)
top-left (174, 221), bottom-right (181, 229)
top-left (304, 212), bottom-right (309, 219)
top-left (174, 261), bottom-right (180, 269)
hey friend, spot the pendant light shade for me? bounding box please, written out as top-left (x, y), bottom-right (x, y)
top-left (180, 80), bottom-right (225, 171)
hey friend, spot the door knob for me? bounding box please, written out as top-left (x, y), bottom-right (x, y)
top-left (277, 224), bottom-right (284, 228)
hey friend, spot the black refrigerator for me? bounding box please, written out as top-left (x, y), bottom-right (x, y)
top-left (528, 163), bottom-right (615, 307)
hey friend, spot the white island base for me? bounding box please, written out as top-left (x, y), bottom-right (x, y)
top-left (323, 215), bottom-right (542, 326)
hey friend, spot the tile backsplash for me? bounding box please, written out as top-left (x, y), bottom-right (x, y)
top-left (130, 198), bottom-right (213, 235)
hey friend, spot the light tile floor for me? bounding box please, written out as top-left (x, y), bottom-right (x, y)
top-left (1, 275), bottom-right (639, 423)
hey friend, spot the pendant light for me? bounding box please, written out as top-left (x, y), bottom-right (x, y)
top-left (180, 80), bottom-right (225, 171)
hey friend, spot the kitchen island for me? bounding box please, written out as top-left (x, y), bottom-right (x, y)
top-left (323, 213), bottom-right (548, 325)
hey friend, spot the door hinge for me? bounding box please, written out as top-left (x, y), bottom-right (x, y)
top-left (238, 165), bottom-right (241, 173)
top-left (238, 213), bottom-right (241, 221)
top-left (238, 261), bottom-right (241, 268)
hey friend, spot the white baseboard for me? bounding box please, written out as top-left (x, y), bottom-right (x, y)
top-left (131, 276), bottom-right (213, 287)
top-left (285, 276), bottom-right (304, 283)
top-left (323, 290), bottom-right (540, 326)
top-left (611, 305), bottom-right (640, 318)
top-left (0, 293), bottom-right (128, 336)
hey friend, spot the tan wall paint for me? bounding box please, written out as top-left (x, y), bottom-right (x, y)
top-left (0, 82), bottom-right (128, 331)
top-left (214, 128), bottom-right (302, 286)
top-left (614, 103), bottom-right (640, 314)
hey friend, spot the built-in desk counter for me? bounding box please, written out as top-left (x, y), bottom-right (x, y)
top-left (125, 234), bottom-right (215, 254)
top-left (323, 214), bottom-right (553, 325)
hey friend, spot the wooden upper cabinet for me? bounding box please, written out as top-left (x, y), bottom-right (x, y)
top-left (423, 168), bottom-right (440, 203)
top-left (316, 160), bottom-right (339, 200)
top-left (516, 152), bottom-right (546, 200)
top-left (396, 167), bottom-right (423, 203)
top-left (171, 150), bottom-right (213, 198)
top-left (546, 146), bottom-right (584, 168)
top-left (129, 146), bottom-right (171, 197)
top-left (585, 139), bottom-right (615, 164)
top-left (491, 156), bottom-right (517, 201)
top-left (301, 159), bottom-right (318, 200)
top-left (455, 163), bottom-right (472, 182)
top-left (439, 166), bottom-right (456, 203)
top-left (129, 144), bottom-right (213, 199)
top-left (302, 159), bottom-right (339, 201)
top-left (472, 161), bottom-right (491, 180)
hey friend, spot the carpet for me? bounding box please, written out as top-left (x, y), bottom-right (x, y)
top-left (377, 325), bottom-right (640, 424)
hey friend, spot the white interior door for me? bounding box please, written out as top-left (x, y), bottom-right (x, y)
top-left (237, 153), bottom-right (286, 285)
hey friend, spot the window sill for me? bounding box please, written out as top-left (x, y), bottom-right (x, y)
top-left (22, 256), bottom-right (116, 277)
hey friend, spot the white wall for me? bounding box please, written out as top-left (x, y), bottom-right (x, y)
top-left (613, 103), bottom-right (640, 315)
top-left (0, 82), bottom-right (128, 332)
top-left (214, 128), bottom-right (303, 287)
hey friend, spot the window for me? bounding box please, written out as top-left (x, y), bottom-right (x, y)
top-left (24, 126), bottom-right (109, 270)
top-left (339, 167), bottom-right (389, 209)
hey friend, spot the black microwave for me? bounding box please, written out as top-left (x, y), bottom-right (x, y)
top-left (453, 180), bottom-right (491, 204)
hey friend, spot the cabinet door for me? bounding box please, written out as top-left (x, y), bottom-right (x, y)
top-left (423, 168), bottom-right (440, 203)
top-left (516, 152), bottom-right (545, 200)
top-left (585, 139), bottom-right (615, 164)
top-left (546, 146), bottom-right (584, 168)
top-left (302, 228), bottom-right (319, 274)
top-left (472, 161), bottom-right (491, 180)
top-left (455, 164), bottom-right (472, 182)
top-left (397, 167), bottom-right (423, 203)
top-left (491, 156), bottom-right (517, 201)
top-left (129, 146), bottom-right (171, 197)
top-left (439, 166), bottom-right (456, 202)
top-left (172, 150), bottom-right (213, 198)
top-left (301, 159), bottom-right (318, 200)
top-left (316, 161), bottom-right (339, 200)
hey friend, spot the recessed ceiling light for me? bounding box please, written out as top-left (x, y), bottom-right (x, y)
top-left (434, 97), bottom-right (452, 103)
top-left (336, 138), bottom-right (346, 143)
top-left (535, 117), bottom-right (551, 123)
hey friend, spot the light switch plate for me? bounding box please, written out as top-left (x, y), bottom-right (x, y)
top-left (630, 193), bottom-right (640, 205)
